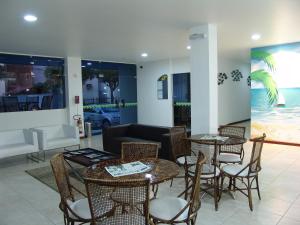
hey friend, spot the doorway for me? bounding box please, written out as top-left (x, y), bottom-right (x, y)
top-left (173, 73), bottom-right (191, 129)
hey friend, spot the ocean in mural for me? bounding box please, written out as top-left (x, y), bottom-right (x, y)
top-left (251, 42), bottom-right (300, 144)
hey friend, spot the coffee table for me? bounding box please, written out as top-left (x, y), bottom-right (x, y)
top-left (63, 148), bottom-right (118, 167)
top-left (85, 158), bottom-right (180, 185)
top-left (63, 148), bottom-right (118, 182)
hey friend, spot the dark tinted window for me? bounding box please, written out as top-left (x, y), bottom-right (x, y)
top-left (0, 54), bottom-right (65, 112)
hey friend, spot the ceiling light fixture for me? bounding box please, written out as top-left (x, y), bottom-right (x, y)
top-left (187, 45), bottom-right (191, 50)
top-left (251, 34), bottom-right (261, 41)
top-left (24, 14), bottom-right (38, 22)
top-left (87, 62), bottom-right (92, 66)
top-left (141, 53), bottom-right (148, 58)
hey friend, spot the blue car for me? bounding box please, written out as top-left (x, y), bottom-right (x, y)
top-left (84, 106), bottom-right (120, 129)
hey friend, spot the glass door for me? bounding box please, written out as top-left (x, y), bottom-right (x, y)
top-left (82, 60), bottom-right (137, 135)
top-left (173, 73), bottom-right (191, 129)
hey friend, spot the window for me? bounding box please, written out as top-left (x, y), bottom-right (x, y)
top-left (0, 54), bottom-right (65, 112)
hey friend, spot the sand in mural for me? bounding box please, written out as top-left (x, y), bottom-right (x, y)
top-left (251, 42), bottom-right (300, 144)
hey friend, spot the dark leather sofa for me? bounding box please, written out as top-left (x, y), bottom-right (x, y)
top-left (102, 124), bottom-right (173, 160)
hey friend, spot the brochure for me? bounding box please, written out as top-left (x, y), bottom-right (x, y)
top-left (105, 161), bottom-right (151, 177)
top-left (199, 135), bottom-right (229, 142)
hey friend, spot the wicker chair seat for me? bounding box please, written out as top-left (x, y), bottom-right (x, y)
top-left (149, 197), bottom-right (189, 221)
top-left (188, 164), bottom-right (220, 179)
top-left (176, 155), bottom-right (197, 165)
top-left (96, 214), bottom-right (147, 225)
top-left (217, 153), bottom-right (241, 163)
top-left (67, 198), bottom-right (91, 220)
top-left (222, 164), bottom-right (257, 177)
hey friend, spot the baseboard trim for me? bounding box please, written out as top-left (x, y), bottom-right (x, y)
top-left (226, 119), bottom-right (250, 125)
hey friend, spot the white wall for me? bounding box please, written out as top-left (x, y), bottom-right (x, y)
top-left (0, 109), bottom-right (67, 131)
top-left (0, 56), bottom-right (83, 133)
top-left (137, 58), bottom-right (189, 127)
top-left (218, 58), bottom-right (251, 125)
top-left (137, 57), bottom-right (250, 127)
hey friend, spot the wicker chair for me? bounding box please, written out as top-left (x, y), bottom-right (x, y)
top-left (121, 142), bottom-right (159, 198)
top-left (84, 178), bottom-right (151, 225)
top-left (149, 152), bottom-right (206, 225)
top-left (218, 125), bottom-right (246, 164)
top-left (50, 153), bottom-right (93, 225)
top-left (187, 140), bottom-right (221, 211)
top-left (220, 134), bottom-right (266, 211)
top-left (121, 142), bottom-right (159, 161)
top-left (168, 127), bottom-right (196, 190)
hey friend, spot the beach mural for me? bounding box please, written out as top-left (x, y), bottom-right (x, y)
top-left (251, 42), bottom-right (300, 144)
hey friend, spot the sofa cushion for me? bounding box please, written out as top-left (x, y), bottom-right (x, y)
top-left (0, 143), bottom-right (38, 159)
top-left (114, 137), bottom-right (161, 148)
top-left (46, 137), bottom-right (79, 150)
top-left (127, 124), bottom-right (170, 142)
top-left (0, 130), bottom-right (25, 145)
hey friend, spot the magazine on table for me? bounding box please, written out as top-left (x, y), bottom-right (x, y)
top-left (105, 161), bottom-right (151, 177)
top-left (199, 135), bottom-right (229, 142)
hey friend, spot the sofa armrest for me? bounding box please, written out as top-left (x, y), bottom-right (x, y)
top-left (32, 128), bottom-right (47, 150)
top-left (23, 129), bottom-right (38, 147)
top-left (160, 133), bottom-right (173, 161)
top-left (63, 125), bottom-right (79, 140)
top-left (102, 125), bottom-right (130, 152)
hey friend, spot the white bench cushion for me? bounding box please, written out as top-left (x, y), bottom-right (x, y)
top-left (46, 137), bottom-right (79, 150)
top-left (0, 143), bottom-right (38, 158)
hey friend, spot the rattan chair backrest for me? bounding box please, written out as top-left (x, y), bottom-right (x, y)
top-left (218, 125), bottom-right (246, 155)
top-left (249, 134), bottom-right (266, 174)
top-left (188, 152), bottom-right (206, 216)
top-left (85, 177), bottom-right (150, 224)
top-left (218, 125), bottom-right (245, 138)
top-left (169, 126), bottom-right (190, 161)
top-left (50, 153), bottom-right (73, 202)
top-left (121, 142), bottom-right (159, 161)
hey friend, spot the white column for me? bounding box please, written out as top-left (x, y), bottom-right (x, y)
top-left (65, 57), bottom-right (84, 135)
top-left (190, 24), bottom-right (218, 134)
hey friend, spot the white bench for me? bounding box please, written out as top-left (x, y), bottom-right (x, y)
top-left (0, 129), bottom-right (39, 159)
top-left (33, 125), bottom-right (80, 154)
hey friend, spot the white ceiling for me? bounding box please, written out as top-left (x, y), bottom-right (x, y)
top-left (1, 0), bottom-right (300, 63)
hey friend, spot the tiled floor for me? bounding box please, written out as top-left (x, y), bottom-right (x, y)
top-left (1, 122), bottom-right (300, 225)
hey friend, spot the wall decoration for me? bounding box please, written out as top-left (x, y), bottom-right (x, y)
top-left (157, 74), bottom-right (168, 99)
top-left (247, 76), bottom-right (251, 86)
top-left (251, 42), bottom-right (300, 145)
top-left (218, 72), bottom-right (228, 85)
top-left (231, 69), bottom-right (243, 81)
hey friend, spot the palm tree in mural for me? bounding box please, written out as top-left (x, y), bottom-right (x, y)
top-left (251, 50), bottom-right (278, 104)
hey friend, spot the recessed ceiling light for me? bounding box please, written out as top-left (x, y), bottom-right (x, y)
top-left (186, 45), bottom-right (191, 50)
top-left (251, 34), bottom-right (261, 41)
top-left (24, 14), bottom-right (38, 22)
top-left (141, 53), bottom-right (148, 58)
top-left (87, 62), bottom-right (92, 66)
top-left (81, 65), bottom-right (86, 68)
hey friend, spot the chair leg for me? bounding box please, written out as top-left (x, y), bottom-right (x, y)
top-left (233, 177), bottom-right (236, 192)
top-left (228, 177), bottom-right (233, 191)
top-left (170, 178), bottom-right (174, 187)
top-left (214, 177), bottom-right (219, 211)
top-left (247, 178), bottom-right (253, 211)
top-left (255, 176), bottom-right (261, 200)
top-left (184, 171), bottom-right (189, 200)
top-left (219, 175), bottom-right (225, 201)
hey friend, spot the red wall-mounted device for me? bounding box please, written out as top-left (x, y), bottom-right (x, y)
top-left (75, 96), bottom-right (80, 104)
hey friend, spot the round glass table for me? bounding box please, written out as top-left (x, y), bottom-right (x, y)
top-left (85, 158), bottom-right (180, 185)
